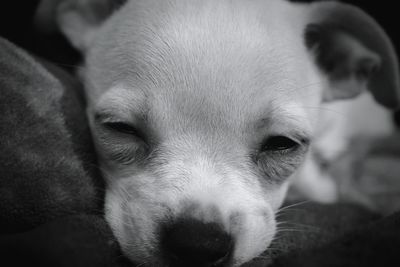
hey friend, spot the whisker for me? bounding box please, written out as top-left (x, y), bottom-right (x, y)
top-left (276, 200), bottom-right (311, 215)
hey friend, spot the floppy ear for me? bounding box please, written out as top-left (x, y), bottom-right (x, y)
top-left (36, 0), bottom-right (126, 51)
top-left (304, 1), bottom-right (400, 108)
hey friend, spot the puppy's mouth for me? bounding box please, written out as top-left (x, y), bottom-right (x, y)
top-left (160, 218), bottom-right (235, 267)
top-left (103, 165), bottom-right (282, 267)
top-left (111, 205), bottom-right (275, 267)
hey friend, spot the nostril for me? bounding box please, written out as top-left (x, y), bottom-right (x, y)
top-left (161, 218), bottom-right (233, 266)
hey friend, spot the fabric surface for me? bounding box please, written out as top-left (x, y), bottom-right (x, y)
top-left (270, 211), bottom-right (400, 267)
top-left (0, 37), bottom-right (102, 233)
top-left (0, 215), bottom-right (125, 267)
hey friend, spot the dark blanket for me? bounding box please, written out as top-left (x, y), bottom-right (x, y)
top-left (1, 37), bottom-right (400, 267)
top-left (0, 37), bottom-right (100, 233)
top-left (270, 210), bottom-right (400, 267)
top-left (0, 37), bottom-right (122, 266)
top-left (251, 204), bottom-right (400, 267)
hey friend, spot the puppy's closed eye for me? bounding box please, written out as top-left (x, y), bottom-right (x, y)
top-left (93, 118), bottom-right (149, 165)
top-left (261, 136), bottom-right (300, 153)
top-left (256, 135), bottom-right (309, 182)
top-left (103, 121), bottom-right (146, 140)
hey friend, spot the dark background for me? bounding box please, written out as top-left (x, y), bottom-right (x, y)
top-left (0, 0), bottom-right (398, 70)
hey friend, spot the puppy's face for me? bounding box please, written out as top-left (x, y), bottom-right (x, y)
top-left (52, 0), bottom-right (399, 265)
top-left (84, 1), bottom-right (321, 265)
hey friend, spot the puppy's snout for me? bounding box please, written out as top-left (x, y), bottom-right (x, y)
top-left (161, 218), bottom-right (233, 266)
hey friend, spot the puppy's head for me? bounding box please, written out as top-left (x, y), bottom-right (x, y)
top-left (48, 0), bottom-right (399, 265)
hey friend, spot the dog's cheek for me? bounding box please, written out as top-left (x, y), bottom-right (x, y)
top-left (228, 176), bottom-right (289, 264)
top-left (104, 175), bottom-right (168, 264)
top-left (231, 206), bottom-right (276, 265)
top-left (218, 169), bottom-right (281, 264)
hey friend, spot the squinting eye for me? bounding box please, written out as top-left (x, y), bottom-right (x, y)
top-left (261, 136), bottom-right (299, 152)
top-left (103, 122), bottom-right (142, 137)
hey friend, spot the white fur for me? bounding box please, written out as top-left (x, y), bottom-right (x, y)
top-left (74, 0), bottom-right (324, 264)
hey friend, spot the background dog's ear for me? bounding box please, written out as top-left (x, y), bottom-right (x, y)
top-left (304, 1), bottom-right (400, 109)
top-left (36, 0), bottom-right (126, 51)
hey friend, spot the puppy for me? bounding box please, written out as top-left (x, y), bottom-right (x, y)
top-left (37, 0), bottom-right (400, 265)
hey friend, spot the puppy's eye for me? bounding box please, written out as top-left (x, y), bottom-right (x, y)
top-left (103, 122), bottom-right (141, 137)
top-left (261, 136), bottom-right (299, 152)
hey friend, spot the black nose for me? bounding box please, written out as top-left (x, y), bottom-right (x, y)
top-left (161, 218), bottom-right (233, 267)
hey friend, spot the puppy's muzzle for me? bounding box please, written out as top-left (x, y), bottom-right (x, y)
top-left (161, 218), bottom-right (233, 266)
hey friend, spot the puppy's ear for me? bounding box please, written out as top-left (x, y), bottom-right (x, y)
top-left (36, 0), bottom-right (126, 51)
top-left (304, 1), bottom-right (400, 108)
